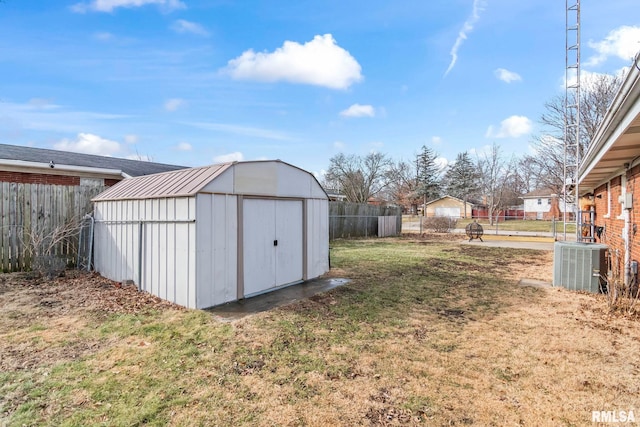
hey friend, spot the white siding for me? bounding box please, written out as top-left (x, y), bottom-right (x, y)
top-left (242, 198), bottom-right (304, 296)
top-left (305, 198), bottom-right (329, 279)
top-left (94, 160), bottom-right (329, 310)
top-left (234, 162), bottom-right (278, 196)
top-left (195, 193), bottom-right (238, 308)
top-left (94, 197), bottom-right (197, 308)
top-left (524, 198), bottom-right (551, 214)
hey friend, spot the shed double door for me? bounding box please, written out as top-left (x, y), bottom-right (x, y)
top-left (243, 199), bottom-right (303, 296)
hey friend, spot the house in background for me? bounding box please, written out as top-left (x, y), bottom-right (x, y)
top-left (0, 143), bottom-right (185, 186)
top-left (423, 195), bottom-right (474, 218)
top-left (323, 188), bottom-right (347, 202)
top-left (521, 189), bottom-right (561, 220)
top-left (520, 189), bottom-right (577, 221)
top-left (0, 143), bottom-right (186, 272)
top-left (579, 55), bottom-right (640, 283)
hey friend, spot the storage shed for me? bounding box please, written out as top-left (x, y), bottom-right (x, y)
top-left (92, 160), bottom-right (329, 309)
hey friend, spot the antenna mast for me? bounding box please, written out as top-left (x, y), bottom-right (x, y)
top-left (564, 0), bottom-right (581, 240)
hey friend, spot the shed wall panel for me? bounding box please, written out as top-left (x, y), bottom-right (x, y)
top-left (276, 163), bottom-right (311, 198)
top-left (234, 163), bottom-right (278, 196)
top-left (305, 199), bottom-right (329, 278)
top-left (195, 193), bottom-right (238, 308)
top-left (200, 168), bottom-right (234, 194)
top-left (94, 196), bottom-right (197, 307)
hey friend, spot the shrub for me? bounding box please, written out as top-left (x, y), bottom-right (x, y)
top-left (422, 216), bottom-right (458, 233)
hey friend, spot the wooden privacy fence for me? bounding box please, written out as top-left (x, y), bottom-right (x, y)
top-left (0, 182), bottom-right (105, 272)
top-left (329, 202), bottom-right (402, 239)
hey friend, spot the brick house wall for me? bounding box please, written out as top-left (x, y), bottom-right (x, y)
top-left (591, 173), bottom-right (640, 276)
top-left (0, 171), bottom-right (121, 187)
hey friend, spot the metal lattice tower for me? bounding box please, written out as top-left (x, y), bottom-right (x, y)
top-left (564, 0), bottom-right (581, 240)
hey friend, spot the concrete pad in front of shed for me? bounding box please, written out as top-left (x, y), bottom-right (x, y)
top-left (206, 277), bottom-right (351, 321)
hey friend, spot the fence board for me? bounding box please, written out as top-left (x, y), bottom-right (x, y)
top-left (377, 216), bottom-right (398, 237)
top-left (1, 182), bottom-right (9, 272)
top-left (329, 202), bottom-right (401, 239)
top-left (0, 183), bottom-right (106, 272)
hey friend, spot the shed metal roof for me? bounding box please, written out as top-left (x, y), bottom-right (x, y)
top-left (93, 163), bottom-right (233, 201)
top-left (0, 143), bottom-right (186, 177)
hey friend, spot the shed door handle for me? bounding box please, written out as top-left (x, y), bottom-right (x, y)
top-left (274, 239), bottom-right (278, 246)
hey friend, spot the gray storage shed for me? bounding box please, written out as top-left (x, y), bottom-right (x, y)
top-left (92, 160), bottom-right (329, 309)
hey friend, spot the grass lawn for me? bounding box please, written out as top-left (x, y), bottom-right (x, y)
top-left (456, 218), bottom-right (577, 233)
top-left (1, 238), bottom-right (638, 426)
top-left (403, 215), bottom-right (577, 233)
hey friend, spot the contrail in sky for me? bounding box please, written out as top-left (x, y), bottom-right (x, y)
top-left (445, 0), bottom-right (486, 77)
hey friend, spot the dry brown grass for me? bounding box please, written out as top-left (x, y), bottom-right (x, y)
top-left (1, 237), bottom-right (639, 426)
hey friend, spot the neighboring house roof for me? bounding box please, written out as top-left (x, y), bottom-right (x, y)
top-left (324, 188), bottom-right (347, 201)
top-left (0, 143), bottom-right (186, 177)
top-left (580, 58), bottom-right (640, 193)
top-left (520, 188), bottom-right (557, 199)
top-left (423, 195), bottom-right (474, 206)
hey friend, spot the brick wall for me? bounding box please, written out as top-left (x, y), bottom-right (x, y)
top-left (0, 171), bottom-right (80, 186)
top-left (0, 171), bottom-right (121, 187)
top-left (592, 172), bottom-right (640, 276)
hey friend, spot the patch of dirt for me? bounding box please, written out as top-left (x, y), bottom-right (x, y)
top-left (0, 270), bottom-right (183, 371)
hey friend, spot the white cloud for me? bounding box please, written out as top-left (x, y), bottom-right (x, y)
top-left (586, 25), bottom-right (640, 66)
top-left (93, 32), bottom-right (114, 41)
top-left (27, 98), bottom-right (57, 109)
top-left (340, 104), bottom-right (375, 118)
top-left (224, 34), bottom-right (363, 90)
top-left (486, 115), bottom-right (532, 138)
top-left (469, 145), bottom-right (492, 157)
top-left (333, 141), bottom-right (346, 150)
top-left (369, 141), bottom-right (384, 151)
top-left (431, 136), bottom-right (443, 145)
top-left (175, 142), bottom-right (192, 151)
top-left (445, 0), bottom-right (486, 76)
top-left (71, 0), bottom-right (186, 13)
top-left (124, 134), bottom-right (138, 144)
top-left (562, 68), bottom-right (627, 91)
top-left (214, 152), bottom-right (244, 163)
top-left (183, 121), bottom-right (295, 141)
top-left (0, 101), bottom-right (128, 134)
top-left (494, 68), bottom-right (522, 83)
top-left (164, 98), bottom-right (185, 112)
top-left (435, 157), bottom-right (449, 170)
top-left (54, 133), bottom-right (122, 156)
top-left (170, 19), bottom-right (209, 37)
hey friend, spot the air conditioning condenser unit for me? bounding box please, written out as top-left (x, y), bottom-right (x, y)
top-left (553, 242), bottom-right (608, 293)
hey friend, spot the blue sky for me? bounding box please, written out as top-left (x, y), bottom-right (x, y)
top-left (1, 0), bottom-right (639, 178)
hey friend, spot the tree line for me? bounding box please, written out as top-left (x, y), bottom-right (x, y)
top-left (323, 72), bottom-right (623, 223)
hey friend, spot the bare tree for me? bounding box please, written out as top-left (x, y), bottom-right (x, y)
top-left (325, 152), bottom-right (392, 203)
top-left (524, 72), bottom-right (623, 193)
top-left (386, 159), bottom-right (421, 213)
top-left (477, 143), bottom-right (516, 225)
